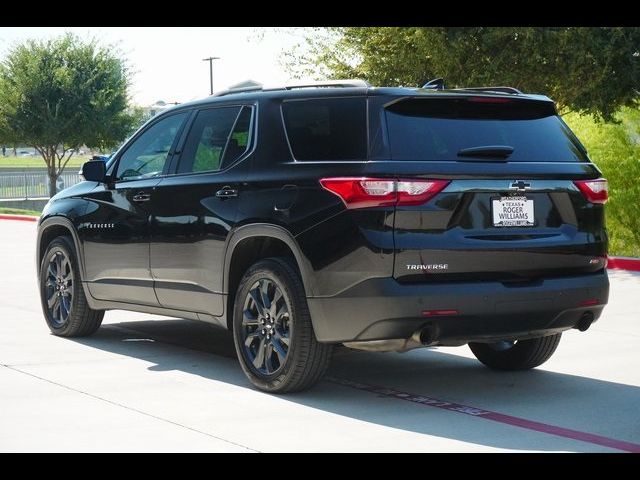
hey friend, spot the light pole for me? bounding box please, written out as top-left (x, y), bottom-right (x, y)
top-left (202, 56), bottom-right (220, 95)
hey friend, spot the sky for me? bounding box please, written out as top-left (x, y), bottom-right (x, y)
top-left (0, 27), bottom-right (311, 106)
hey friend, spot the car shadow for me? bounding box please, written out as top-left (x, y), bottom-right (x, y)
top-left (72, 317), bottom-right (640, 452)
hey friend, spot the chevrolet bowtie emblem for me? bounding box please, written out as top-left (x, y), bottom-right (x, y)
top-left (510, 180), bottom-right (531, 191)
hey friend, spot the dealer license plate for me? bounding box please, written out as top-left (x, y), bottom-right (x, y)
top-left (492, 196), bottom-right (534, 227)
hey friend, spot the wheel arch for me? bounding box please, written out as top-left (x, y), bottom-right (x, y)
top-left (37, 216), bottom-right (85, 278)
top-left (223, 224), bottom-right (315, 331)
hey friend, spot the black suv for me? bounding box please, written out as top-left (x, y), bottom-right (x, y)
top-left (36, 80), bottom-right (609, 393)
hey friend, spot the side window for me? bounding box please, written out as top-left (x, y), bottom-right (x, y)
top-left (116, 112), bottom-right (187, 180)
top-left (221, 106), bottom-right (253, 168)
top-left (178, 106), bottom-right (252, 174)
top-left (282, 97), bottom-right (367, 161)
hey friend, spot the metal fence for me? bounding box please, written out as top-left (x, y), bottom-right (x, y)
top-left (0, 171), bottom-right (82, 199)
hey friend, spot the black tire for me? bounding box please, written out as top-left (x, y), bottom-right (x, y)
top-left (469, 333), bottom-right (562, 371)
top-left (232, 257), bottom-right (332, 393)
top-left (39, 236), bottom-right (104, 337)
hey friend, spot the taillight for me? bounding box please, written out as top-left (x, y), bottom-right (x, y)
top-left (319, 177), bottom-right (449, 209)
top-left (574, 179), bottom-right (608, 204)
top-left (396, 180), bottom-right (450, 206)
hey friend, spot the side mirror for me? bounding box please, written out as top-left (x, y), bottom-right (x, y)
top-left (81, 160), bottom-right (107, 183)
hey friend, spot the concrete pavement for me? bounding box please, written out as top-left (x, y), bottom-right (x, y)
top-left (1, 220), bottom-right (639, 452)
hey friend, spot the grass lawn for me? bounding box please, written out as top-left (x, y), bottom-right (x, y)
top-left (0, 207), bottom-right (40, 216)
top-left (0, 155), bottom-right (91, 169)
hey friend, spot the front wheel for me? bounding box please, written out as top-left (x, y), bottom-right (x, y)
top-left (232, 257), bottom-right (332, 393)
top-left (39, 236), bottom-right (104, 337)
top-left (469, 333), bottom-right (562, 371)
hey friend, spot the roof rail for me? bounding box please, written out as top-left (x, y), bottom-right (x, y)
top-left (213, 81), bottom-right (264, 97)
top-left (422, 78), bottom-right (445, 90)
top-left (456, 86), bottom-right (523, 94)
top-left (213, 79), bottom-right (370, 97)
top-left (275, 79), bottom-right (370, 90)
top-left (213, 85), bottom-right (263, 97)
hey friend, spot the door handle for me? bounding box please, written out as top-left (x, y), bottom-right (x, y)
top-left (132, 192), bottom-right (151, 203)
top-left (215, 187), bottom-right (238, 198)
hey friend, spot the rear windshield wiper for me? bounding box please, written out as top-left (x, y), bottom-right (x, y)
top-left (457, 145), bottom-right (514, 161)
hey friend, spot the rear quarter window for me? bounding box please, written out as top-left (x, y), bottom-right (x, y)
top-left (282, 97), bottom-right (367, 161)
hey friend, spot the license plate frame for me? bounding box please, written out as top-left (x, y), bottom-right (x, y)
top-left (491, 196), bottom-right (535, 227)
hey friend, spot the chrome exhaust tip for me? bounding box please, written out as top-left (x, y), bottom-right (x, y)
top-left (576, 312), bottom-right (595, 332)
top-left (412, 325), bottom-right (438, 346)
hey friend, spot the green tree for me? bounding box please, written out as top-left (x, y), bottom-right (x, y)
top-left (0, 33), bottom-right (140, 196)
top-left (564, 108), bottom-right (640, 256)
top-left (287, 27), bottom-right (640, 121)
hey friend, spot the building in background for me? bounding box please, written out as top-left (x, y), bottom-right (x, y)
top-left (143, 100), bottom-right (180, 120)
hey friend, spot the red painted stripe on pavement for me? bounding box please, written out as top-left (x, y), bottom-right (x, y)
top-left (327, 377), bottom-right (640, 453)
top-left (608, 257), bottom-right (640, 272)
top-left (0, 214), bottom-right (38, 222)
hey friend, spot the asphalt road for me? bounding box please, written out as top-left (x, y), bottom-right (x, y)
top-left (1, 220), bottom-right (639, 452)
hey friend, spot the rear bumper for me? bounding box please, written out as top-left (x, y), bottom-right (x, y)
top-left (307, 270), bottom-right (609, 344)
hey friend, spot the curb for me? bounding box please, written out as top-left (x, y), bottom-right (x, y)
top-left (608, 257), bottom-right (640, 272)
top-left (0, 214), bottom-right (638, 271)
top-left (0, 214), bottom-right (38, 222)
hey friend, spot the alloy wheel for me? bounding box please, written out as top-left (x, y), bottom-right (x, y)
top-left (241, 278), bottom-right (291, 375)
top-left (45, 250), bottom-right (74, 327)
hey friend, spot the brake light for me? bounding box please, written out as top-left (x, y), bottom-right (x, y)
top-left (422, 309), bottom-right (459, 317)
top-left (574, 179), bottom-right (608, 204)
top-left (319, 178), bottom-right (450, 209)
top-left (467, 97), bottom-right (512, 104)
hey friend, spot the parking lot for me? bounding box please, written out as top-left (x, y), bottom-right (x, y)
top-left (1, 219), bottom-right (639, 452)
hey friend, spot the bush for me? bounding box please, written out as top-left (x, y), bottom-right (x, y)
top-left (564, 108), bottom-right (640, 257)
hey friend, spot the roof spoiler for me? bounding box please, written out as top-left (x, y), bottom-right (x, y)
top-left (421, 78), bottom-right (522, 95)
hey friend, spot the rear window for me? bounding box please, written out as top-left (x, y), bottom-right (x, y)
top-left (282, 97), bottom-right (367, 161)
top-left (385, 98), bottom-right (587, 162)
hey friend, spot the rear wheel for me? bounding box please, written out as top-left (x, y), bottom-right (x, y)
top-left (469, 333), bottom-right (562, 370)
top-left (232, 257), bottom-right (332, 393)
top-left (39, 236), bottom-right (104, 337)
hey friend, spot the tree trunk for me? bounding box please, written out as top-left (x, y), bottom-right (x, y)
top-left (48, 172), bottom-right (58, 198)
